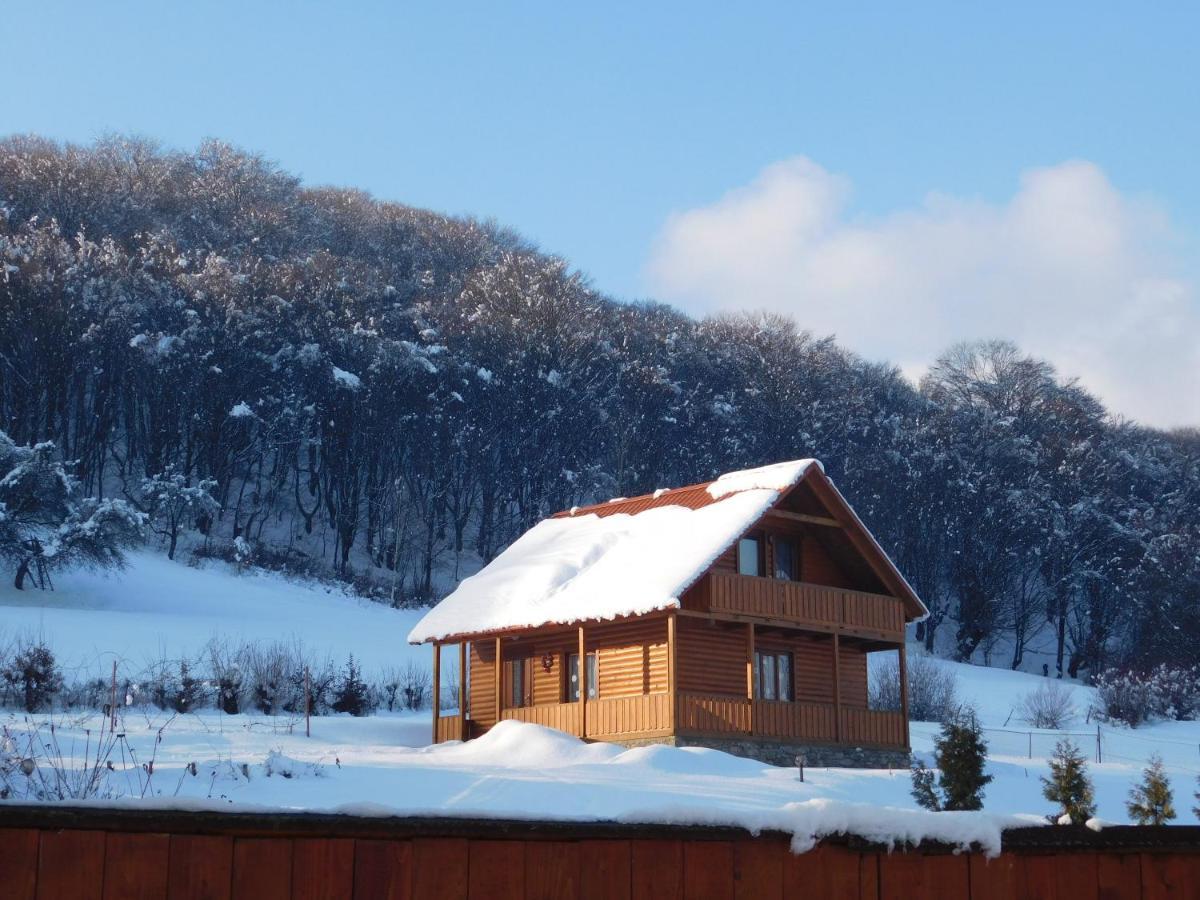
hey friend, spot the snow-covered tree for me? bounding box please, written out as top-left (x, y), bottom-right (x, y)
top-left (140, 467), bottom-right (220, 559)
top-left (0, 433), bottom-right (145, 588)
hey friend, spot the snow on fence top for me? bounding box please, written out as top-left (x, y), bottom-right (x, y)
top-left (407, 460), bottom-right (822, 644)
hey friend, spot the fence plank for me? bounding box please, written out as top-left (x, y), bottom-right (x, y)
top-left (1053, 853), bottom-right (1098, 900)
top-left (733, 838), bottom-right (783, 900)
top-left (1017, 855), bottom-right (1060, 900)
top-left (683, 841), bottom-right (734, 900)
top-left (167, 834), bottom-right (232, 900)
top-left (468, 840), bottom-right (524, 900)
top-left (292, 838), bottom-right (353, 900)
top-left (1141, 853), bottom-right (1200, 900)
top-left (0, 828), bottom-right (39, 900)
top-left (580, 840), bottom-right (631, 900)
top-left (969, 854), bottom-right (1018, 900)
top-left (784, 846), bottom-right (860, 900)
top-left (413, 838), bottom-right (467, 900)
top-left (630, 839), bottom-right (681, 900)
top-left (231, 838), bottom-right (292, 900)
top-left (525, 841), bottom-right (580, 900)
top-left (1096, 855), bottom-right (1140, 900)
top-left (37, 829), bottom-right (105, 900)
top-left (104, 832), bottom-right (170, 900)
top-left (352, 840), bottom-right (412, 900)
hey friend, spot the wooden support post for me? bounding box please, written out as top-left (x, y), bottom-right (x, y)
top-left (746, 622), bottom-right (755, 736)
top-left (578, 624), bottom-right (587, 739)
top-left (432, 642), bottom-right (441, 744)
top-left (494, 637), bottom-right (502, 726)
top-left (898, 643), bottom-right (910, 749)
top-left (832, 633), bottom-right (842, 742)
top-left (667, 614), bottom-right (677, 732)
top-left (459, 641), bottom-right (469, 741)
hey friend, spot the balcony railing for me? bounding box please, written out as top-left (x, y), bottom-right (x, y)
top-left (700, 573), bottom-right (905, 641)
top-left (489, 692), bottom-right (907, 749)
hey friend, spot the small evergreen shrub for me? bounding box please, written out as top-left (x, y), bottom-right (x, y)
top-left (910, 706), bottom-right (992, 811)
top-left (332, 655), bottom-right (372, 716)
top-left (1042, 739), bottom-right (1096, 824)
top-left (1126, 755), bottom-right (1175, 825)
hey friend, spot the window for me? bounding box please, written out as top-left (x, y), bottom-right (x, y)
top-left (509, 657), bottom-right (528, 708)
top-left (566, 652), bottom-right (597, 702)
top-left (754, 650), bottom-right (793, 701)
top-left (773, 537), bottom-right (797, 581)
top-left (737, 536), bottom-right (762, 576)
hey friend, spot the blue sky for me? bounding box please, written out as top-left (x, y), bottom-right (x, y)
top-left (5, 2), bottom-right (1199, 424)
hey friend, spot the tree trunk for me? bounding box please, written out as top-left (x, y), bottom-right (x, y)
top-left (14, 557), bottom-right (31, 590)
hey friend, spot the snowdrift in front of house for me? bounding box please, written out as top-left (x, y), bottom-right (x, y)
top-left (408, 461), bottom-right (819, 643)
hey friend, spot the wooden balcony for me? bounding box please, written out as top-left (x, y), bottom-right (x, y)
top-left (435, 714), bottom-right (466, 743)
top-left (697, 573), bottom-right (905, 642)
top-left (676, 692), bottom-right (905, 749)
top-left (493, 692), bottom-right (906, 749)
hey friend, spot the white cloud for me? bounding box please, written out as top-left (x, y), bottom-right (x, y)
top-left (645, 157), bottom-right (1200, 428)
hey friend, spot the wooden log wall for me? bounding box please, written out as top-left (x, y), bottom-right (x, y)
top-left (1, 809), bottom-right (1197, 900)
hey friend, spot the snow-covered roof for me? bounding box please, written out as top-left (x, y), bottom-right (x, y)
top-left (408, 459), bottom-right (925, 644)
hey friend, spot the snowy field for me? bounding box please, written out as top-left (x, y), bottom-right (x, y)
top-left (0, 551), bottom-right (428, 678)
top-left (2, 552), bottom-right (1198, 851)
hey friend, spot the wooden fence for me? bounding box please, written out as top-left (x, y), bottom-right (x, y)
top-left (1, 806), bottom-right (1197, 899)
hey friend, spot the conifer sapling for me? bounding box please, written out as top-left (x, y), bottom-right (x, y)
top-left (1126, 754), bottom-right (1175, 825)
top-left (1041, 739), bottom-right (1096, 824)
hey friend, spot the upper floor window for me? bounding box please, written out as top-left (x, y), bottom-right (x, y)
top-left (737, 536), bottom-right (762, 576)
top-left (774, 537), bottom-right (797, 581)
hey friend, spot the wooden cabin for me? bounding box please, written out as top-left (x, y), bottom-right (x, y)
top-left (408, 460), bottom-right (927, 767)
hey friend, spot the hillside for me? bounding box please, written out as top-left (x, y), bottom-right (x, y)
top-left (1, 136), bottom-right (1197, 680)
top-left (2, 553), bottom-right (1197, 834)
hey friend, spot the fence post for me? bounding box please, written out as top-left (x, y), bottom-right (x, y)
top-left (110, 660), bottom-right (118, 731)
top-left (304, 666), bottom-right (311, 738)
top-left (1096, 724), bottom-right (1101, 764)
top-left (1028, 732), bottom-right (1032, 760)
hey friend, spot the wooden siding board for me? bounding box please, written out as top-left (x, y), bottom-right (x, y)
top-left (352, 840), bottom-right (412, 900)
top-left (579, 840), bottom-right (632, 900)
top-left (783, 846), bottom-right (861, 900)
top-left (879, 852), bottom-right (970, 900)
top-left (968, 853), bottom-right (1018, 900)
top-left (103, 832), bottom-right (170, 900)
top-left (470, 642), bottom-right (497, 729)
top-left (291, 838), bottom-right (354, 900)
top-left (1141, 852), bottom-right (1199, 900)
top-left (36, 829), bottom-right (105, 900)
top-left (167, 834), bottom-right (233, 900)
top-left (0, 828), bottom-right (39, 900)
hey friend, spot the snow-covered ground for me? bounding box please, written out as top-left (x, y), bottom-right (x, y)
top-left (0, 551), bottom-right (428, 679)
top-left (2, 552), bottom-right (1198, 852)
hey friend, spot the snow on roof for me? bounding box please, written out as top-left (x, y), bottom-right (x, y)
top-left (408, 460), bottom-right (820, 643)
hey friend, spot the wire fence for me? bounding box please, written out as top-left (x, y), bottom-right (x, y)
top-left (912, 721), bottom-right (1200, 775)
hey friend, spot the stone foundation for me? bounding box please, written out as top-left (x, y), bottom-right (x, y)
top-left (615, 735), bottom-right (910, 769)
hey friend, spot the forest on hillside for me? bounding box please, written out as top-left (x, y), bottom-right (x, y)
top-left (0, 136), bottom-right (1197, 678)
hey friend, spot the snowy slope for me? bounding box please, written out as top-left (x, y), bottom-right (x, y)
top-left (2, 551), bottom-right (1198, 845)
top-left (0, 551), bottom-right (429, 677)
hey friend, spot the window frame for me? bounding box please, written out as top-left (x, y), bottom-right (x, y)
top-left (565, 651), bottom-right (598, 702)
top-left (737, 534), bottom-right (763, 577)
top-left (754, 649), bottom-right (794, 701)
